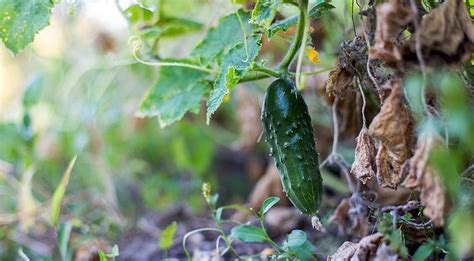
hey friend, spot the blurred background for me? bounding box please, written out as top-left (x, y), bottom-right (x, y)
top-left (0, 0), bottom-right (376, 259)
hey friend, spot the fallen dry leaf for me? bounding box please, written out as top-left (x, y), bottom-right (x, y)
top-left (329, 232), bottom-right (384, 260)
top-left (369, 0), bottom-right (414, 65)
top-left (369, 80), bottom-right (413, 189)
top-left (403, 0), bottom-right (474, 66)
top-left (328, 198), bottom-right (370, 238)
top-left (236, 87), bottom-right (262, 152)
top-left (403, 133), bottom-right (448, 227)
top-left (351, 127), bottom-right (377, 184)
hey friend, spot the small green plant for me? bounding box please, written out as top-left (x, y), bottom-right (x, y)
top-left (182, 183), bottom-right (316, 260)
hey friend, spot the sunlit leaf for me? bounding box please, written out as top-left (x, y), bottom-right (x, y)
top-left (206, 34), bottom-right (262, 123)
top-left (251, 0), bottom-right (281, 28)
top-left (191, 10), bottom-right (253, 65)
top-left (0, 0), bottom-right (54, 54)
top-left (138, 64), bottom-right (210, 128)
top-left (160, 222), bottom-right (177, 250)
top-left (50, 156), bottom-right (77, 227)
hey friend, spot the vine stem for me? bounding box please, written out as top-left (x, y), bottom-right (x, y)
top-left (295, 0), bottom-right (309, 89)
top-left (278, 0), bottom-right (309, 73)
top-left (129, 36), bottom-right (216, 73)
top-left (356, 78), bottom-right (367, 128)
top-left (254, 65), bottom-right (281, 78)
top-left (409, 0), bottom-right (431, 118)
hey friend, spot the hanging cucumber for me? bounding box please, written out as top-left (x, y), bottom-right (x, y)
top-left (261, 79), bottom-right (322, 216)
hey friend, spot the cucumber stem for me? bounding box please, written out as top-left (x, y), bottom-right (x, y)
top-left (278, 0), bottom-right (309, 73)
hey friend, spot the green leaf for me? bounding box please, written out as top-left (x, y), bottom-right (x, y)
top-left (206, 34), bottom-right (262, 123)
top-left (125, 3), bottom-right (156, 24)
top-left (57, 221), bottom-right (73, 260)
top-left (106, 245), bottom-right (120, 258)
top-left (191, 9), bottom-right (253, 65)
top-left (286, 239), bottom-right (315, 260)
top-left (23, 74), bottom-right (43, 109)
top-left (98, 250), bottom-right (107, 261)
top-left (267, 1), bottom-right (334, 39)
top-left (231, 225), bottom-right (267, 243)
top-left (159, 222), bottom-right (177, 250)
top-left (138, 65), bottom-right (210, 128)
top-left (0, 0), bottom-right (54, 54)
top-left (50, 156), bottom-right (77, 227)
top-left (156, 17), bottom-right (203, 37)
top-left (250, 0), bottom-right (281, 28)
top-left (412, 243), bottom-right (434, 261)
top-left (283, 230), bottom-right (307, 248)
top-left (260, 197), bottom-right (280, 215)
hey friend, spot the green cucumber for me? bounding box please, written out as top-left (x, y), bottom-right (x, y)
top-left (261, 79), bottom-right (322, 215)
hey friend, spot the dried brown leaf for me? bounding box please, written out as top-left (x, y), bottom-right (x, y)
top-left (403, 0), bottom-right (474, 66)
top-left (325, 62), bottom-right (353, 99)
top-left (330, 233), bottom-right (384, 261)
top-left (351, 127), bottom-right (377, 184)
top-left (369, 80), bottom-right (413, 189)
top-left (403, 134), bottom-right (448, 227)
top-left (236, 87), bottom-right (262, 152)
top-left (369, 0), bottom-right (414, 65)
top-left (328, 198), bottom-right (370, 238)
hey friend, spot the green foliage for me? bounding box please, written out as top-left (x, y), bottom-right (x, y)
top-left (160, 222), bottom-right (178, 250)
top-left (138, 63), bottom-right (210, 128)
top-left (267, 0), bottom-right (334, 39)
top-left (231, 225), bottom-right (267, 243)
top-left (282, 230), bottom-right (315, 260)
top-left (98, 245), bottom-right (119, 261)
top-left (206, 34), bottom-right (262, 122)
top-left (50, 156), bottom-right (77, 227)
top-left (23, 75), bottom-right (43, 109)
top-left (251, 0), bottom-right (281, 28)
top-left (191, 10), bottom-right (253, 65)
top-left (260, 196), bottom-right (280, 215)
top-left (0, 0), bottom-right (54, 54)
top-left (412, 242), bottom-right (434, 261)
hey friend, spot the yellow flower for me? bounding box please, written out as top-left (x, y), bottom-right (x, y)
top-left (202, 182), bottom-right (211, 201)
top-left (305, 47), bottom-right (321, 63)
top-left (223, 93), bottom-right (230, 103)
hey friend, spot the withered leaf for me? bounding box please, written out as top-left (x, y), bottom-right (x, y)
top-left (403, 0), bottom-right (474, 66)
top-left (328, 198), bottom-right (370, 238)
top-left (403, 134), bottom-right (448, 227)
top-left (351, 127), bottom-right (377, 184)
top-left (330, 233), bottom-right (384, 261)
top-left (369, 0), bottom-right (414, 65)
top-left (369, 80), bottom-right (413, 189)
top-left (236, 87), bottom-right (262, 152)
top-left (325, 62), bottom-right (353, 99)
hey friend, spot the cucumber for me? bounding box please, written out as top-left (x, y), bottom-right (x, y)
top-left (261, 79), bottom-right (322, 215)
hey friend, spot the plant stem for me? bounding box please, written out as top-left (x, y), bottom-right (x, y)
top-left (254, 65), bottom-right (281, 78)
top-left (278, 0), bottom-right (309, 73)
top-left (239, 72), bottom-right (270, 82)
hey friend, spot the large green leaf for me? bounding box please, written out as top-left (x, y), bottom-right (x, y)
top-left (206, 34), bottom-right (262, 123)
top-left (191, 10), bottom-right (253, 65)
top-left (250, 0), bottom-right (281, 28)
top-left (267, 1), bottom-right (334, 39)
top-left (0, 0), bottom-right (54, 54)
top-left (138, 65), bottom-right (210, 128)
top-left (231, 225), bottom-right (267, 243)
